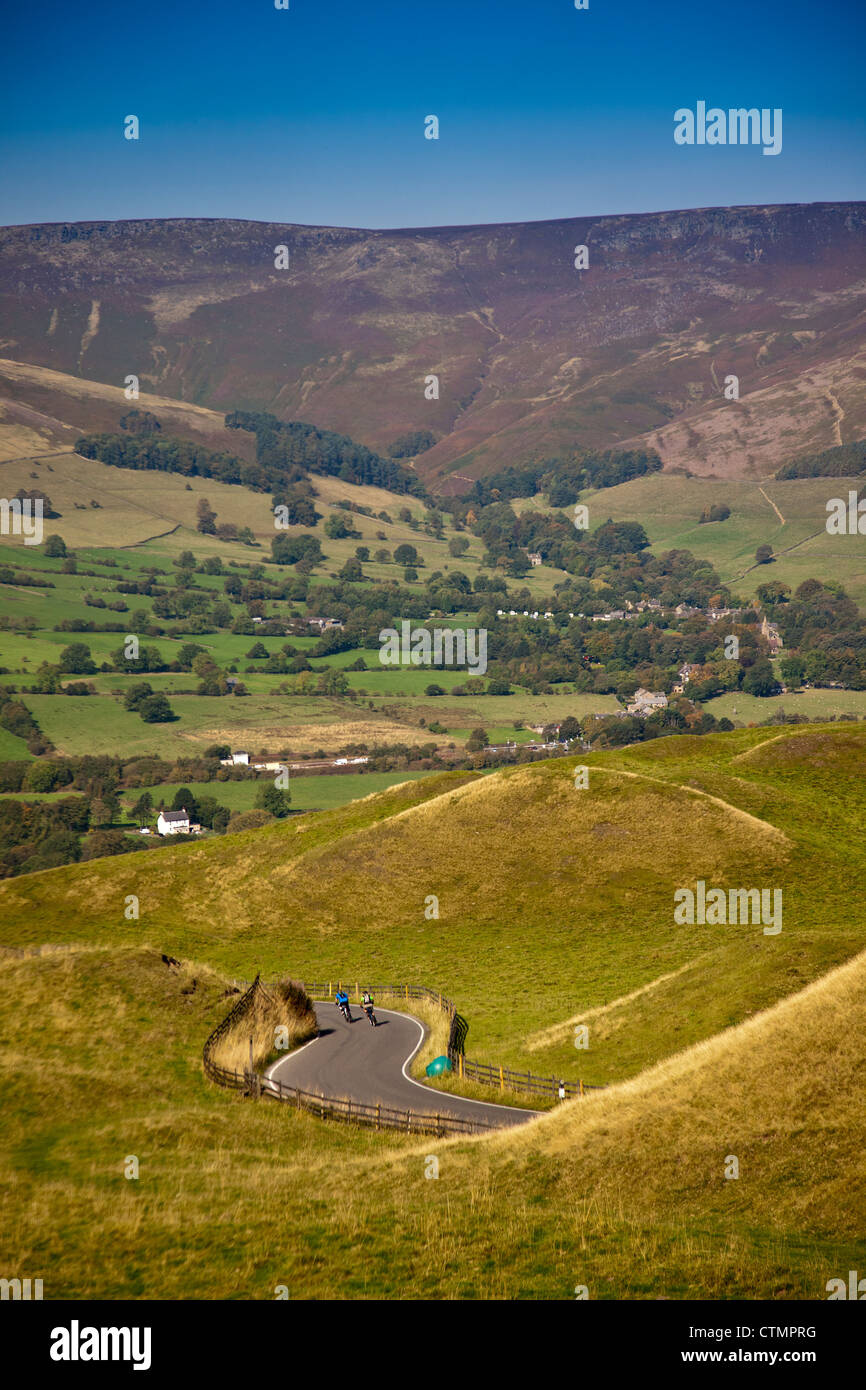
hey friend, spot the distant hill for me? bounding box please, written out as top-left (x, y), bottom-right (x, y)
top-left (2, 203), bottom-right (865, 490)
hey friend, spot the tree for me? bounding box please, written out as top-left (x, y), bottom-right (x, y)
top-left (756, 581), bottom-right (791, 605)
top-left (742, 659), bottom-right (781, 697)
top-left (123, 681), bottom-right (154, 711)
top-left (172, 787), bottom-right (198, 818)
top-left (465, 726), bottom-right (488, 751)
top-left (779, 654), bottom-right (806, 686)
top-left (448, 536), bottom-right (470, 557)
top-left (755, 544), bottom-right (774, 566)
top-left (698, 503), bottom-right (731, 524)
top-left (25, 760), bottom-right (60, 793)
top-left (131, 791), bottom-right (153, 825)
top-left (486, 677), bottom-right (511, 695)
top-left (795, 578), bottom-right (823, 601)
top-left (197, 674), bottom-right (228, 696)
top-left (196, 498), bottom-right (217, 534)
top-left (44, 534), bottom-right (67, 558)
top-left (119, 408), bottom-right (161, 435)
top-left (59, 642), bottom-right (96, 675)
top-left (255, 784), bottom-right (292, 817)
top-left (89, 796), bottom-right (117, 828)
top-left (393, 542), bottom-right (419, 566)
top-left (425, 683), bottom-right (445, 696)
top-left (81, 829), bottom-right (138, 860)
top-left (33, 661), bottom-right (62, 693)
top-left (324, 513), bottom-right (352, 539)
top-left (138, 693), bottom-right (177, 723)
top-left (271, 534), bottom-right (322, 567)
top-left (339, 557), bottom-right (363, 582)
top-left (246, 642), bottom-right (269, 659)
top-left (175, 642), bottom-right (206, 670)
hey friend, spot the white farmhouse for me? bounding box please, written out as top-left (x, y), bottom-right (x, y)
top-left (157, 808), bottom-right (191, 836)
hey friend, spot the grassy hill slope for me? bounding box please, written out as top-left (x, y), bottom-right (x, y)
top-left (1, 726), bottom-right (863, 1086)
top-left (0, 930), bottom-right (862, 1299)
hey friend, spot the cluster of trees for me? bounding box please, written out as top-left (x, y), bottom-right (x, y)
top-left (545, 449), bottom-right (663, 506)
top-left (470, 502), bottom-right (661, 581)
top-left (0, 564), bottom-right (55, 589)
top-left (74, 432), bottom-right (273, 492)
top-left (194, 498), bottom-right (255, 545)
top-left (387, 429), bottom-right (437, 458)
top-left (775, 440), bottom-right (866, 479)
top-left (272, 479), bottom-right (321, 528)
top-left (120, 409), bottom-right (161, 435)
top-left (123, 682), bottom-right (177, 722)
top-left (699, 503), bottom-right (731, 523)
top-left (0, 795), bottom-right (93, 877)
top-left (225, 410), bottom-right (426, 496)
top-left (770, 579), bottom-right (866, 689)
top-left (13, 487), bottom-right (59, 518)
top-left (271, 533), bottom-right (323, 568)
top-left (465, 447), bottom-right (662, 509)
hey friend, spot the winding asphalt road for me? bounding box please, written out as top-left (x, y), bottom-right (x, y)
top-left (265, 1002), bottom-right (539, 1129)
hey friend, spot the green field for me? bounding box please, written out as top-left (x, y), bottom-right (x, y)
top-left (707, 687), bottom-right (866, 723)
top-left (0, 725), bottom-right (33, 759)
top-left (119, 770), bottom-right (435, 817)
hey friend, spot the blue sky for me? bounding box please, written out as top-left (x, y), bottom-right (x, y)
top-left (1, 0), bottom-right (864, 228)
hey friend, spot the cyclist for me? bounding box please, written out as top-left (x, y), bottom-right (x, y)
top-left (361, 990), bottom-right (377, 1027)
top-left (335, 989), bottom-right (351, 1022)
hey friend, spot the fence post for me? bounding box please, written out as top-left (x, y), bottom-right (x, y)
top-left (579, 1078), bottom-right (584, 1098)
top-left (459, 1053), bottom-right (464, 1079)
top-left (376, 1104), bottom-right (381, 1131)
top-left (405, 984), bottom-right (409, 1004)
top-left (499, 1065), bottom-right (504, 1094)
top-left (355, 981), bottom-right (359, 1000)
top-left (407, 1109), bottom-right (412, 1133)
top-left (329, 981), bottom-right (332, 998)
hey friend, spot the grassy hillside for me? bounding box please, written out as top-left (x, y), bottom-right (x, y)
top-left (3, 204), bottom-right (866, 483)
top-left (1, 726), bottom-right (864, 1087)
top-left (517, 471), bottom-right (866, 607)
top-left (0, 929), bottom-right (862, 1299)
